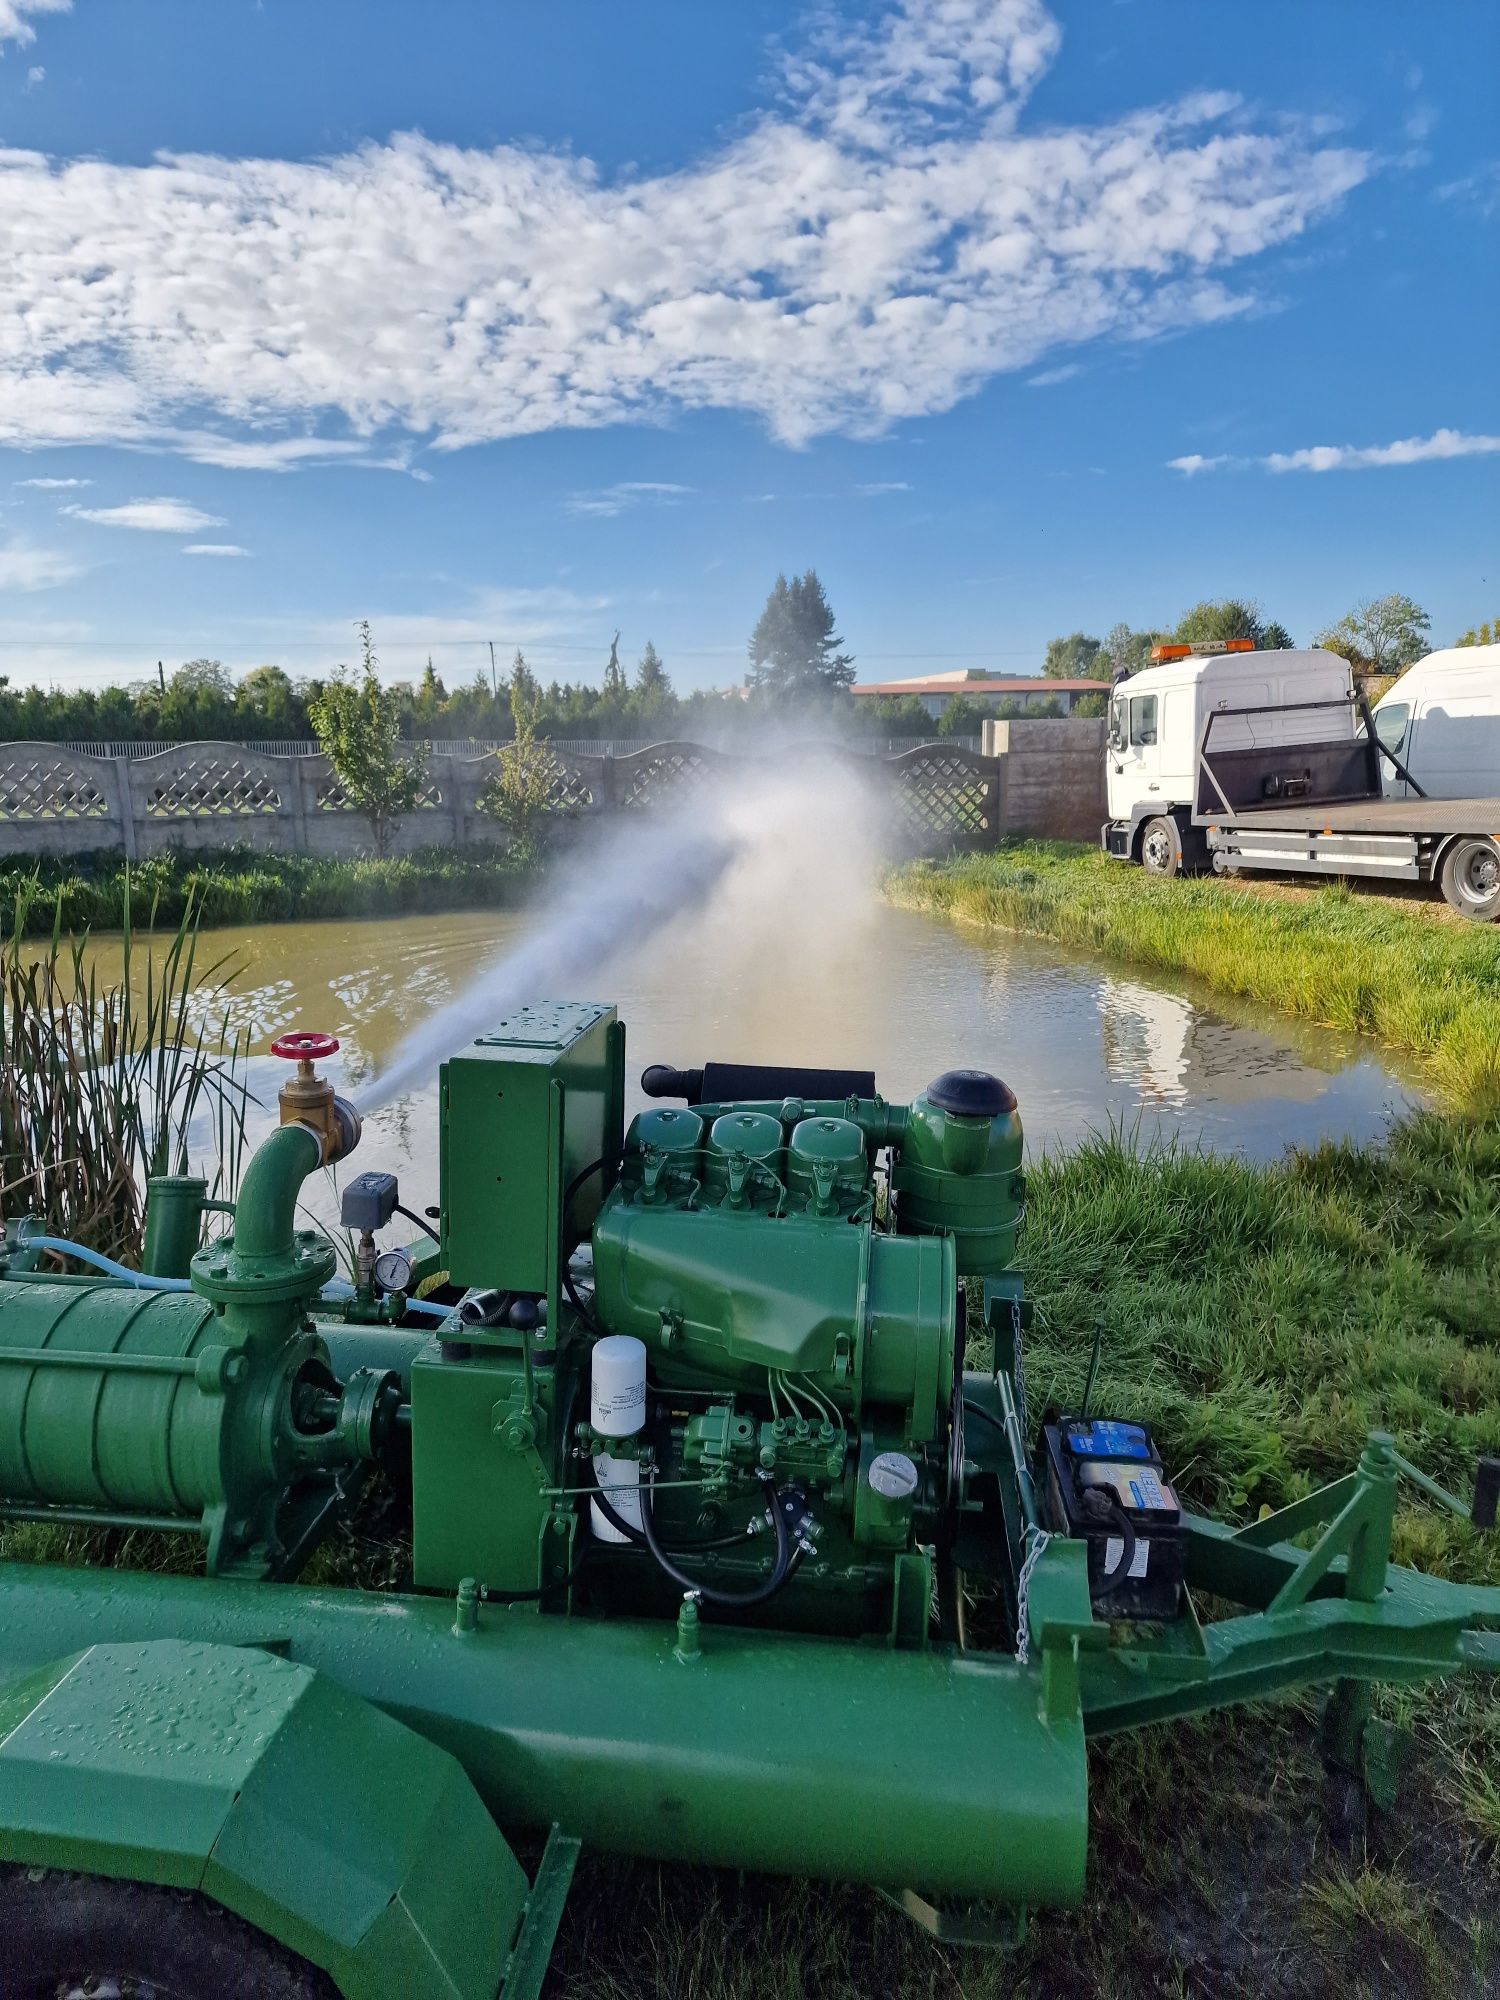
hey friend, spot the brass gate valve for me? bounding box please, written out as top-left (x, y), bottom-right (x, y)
top-left (269, 1032), bottom-right (359, 1164)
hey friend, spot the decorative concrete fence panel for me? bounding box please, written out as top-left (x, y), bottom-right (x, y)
top-left (0, 739), bottom-right (1005, 861)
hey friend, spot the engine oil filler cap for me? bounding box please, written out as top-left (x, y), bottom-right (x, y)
top-left (868, 1451), bottom-right (919, 1499)
top-left (926, 1069), bottom-right (1016, 1118)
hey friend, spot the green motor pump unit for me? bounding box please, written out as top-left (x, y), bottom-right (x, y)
top-left (2, 1002), bottom-right (1500, 2000)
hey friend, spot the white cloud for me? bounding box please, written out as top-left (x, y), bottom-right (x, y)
top-left (854, 480), bottom-right (910, 494)
top-left (0, 537), bottom-right (82, 589)
top-left (63, 496), bottom-right (229, 531)
top-left (23, 63), bottom-right (43, 89)
top-left (0, 2), bottom-right (1368, 465)
top-left (1167, 428), bottom-right (1500, 476)
top-left (1026, 363), bottom-right (1082, 387)
top-left (16, 474), bottom-right (90, 487)
top-left (566, 481), bottom-right (692, 518)
top-left (1435, 163), bottom-right (1500, 220)
top-left (183, 542), bottom-right (251, 556)
top-left (1266, 428), bottom-right (1500, 473)
top-left (0, 0), bottom-right (67, 50)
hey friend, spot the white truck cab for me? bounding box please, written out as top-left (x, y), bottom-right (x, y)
top-left (1372, 646), bottom-right (1500, 800)
top-left (1104, 644), bottom-right (1354, 874)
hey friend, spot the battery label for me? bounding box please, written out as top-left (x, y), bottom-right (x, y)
top-left (1068, 1421), bottom-right (1151, 1460)
top-left (1126, 1469), bottom-right (1175, 1512)
top-left (1105, 1536), bottom-right (1150, 1580)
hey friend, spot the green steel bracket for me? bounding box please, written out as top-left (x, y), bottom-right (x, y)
top-left (0, 1639), bottom-right (532, 2000)
top-left (1080, 1432), bottom-right (1500, 1743)
top-left (501, 1827), bottom-right (581, 2000)
top-left (877, 1885), bottom-right (1027, 1950)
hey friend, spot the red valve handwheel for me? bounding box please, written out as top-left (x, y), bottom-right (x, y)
top-left (270, 1031), bottom-right (340, 1062)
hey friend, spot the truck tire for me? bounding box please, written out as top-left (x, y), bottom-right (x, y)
top-left (1139, 816), bottom-right (1181, 878)
top-left (0, 1866), bottom-right (336, 2000)
top-left (1439, 837), bottom-right (1500, 921)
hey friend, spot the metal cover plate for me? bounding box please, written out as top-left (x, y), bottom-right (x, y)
top-left (473, 1002), bottom-right (609, 1050)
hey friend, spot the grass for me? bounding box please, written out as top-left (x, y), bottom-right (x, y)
top-left (0, 884), bottom-right (249, 1263)
top-left (0, 842), bottom-right (534, 936)
top-left (887, 841), bottom-right (1500, 1112)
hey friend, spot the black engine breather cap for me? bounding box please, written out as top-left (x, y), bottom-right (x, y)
top-left (926, 1069), bottom-right (1016, 1119)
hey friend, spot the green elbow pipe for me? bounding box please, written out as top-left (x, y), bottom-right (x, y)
top-left (233, 1123), bottom-right (325, 1263)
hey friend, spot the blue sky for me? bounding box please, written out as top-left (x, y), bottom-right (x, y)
top-left (0, 0), bottom-right (1495, 693)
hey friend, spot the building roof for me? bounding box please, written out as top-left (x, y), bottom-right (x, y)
top-left (850, 673), bottom-right (1111, 697)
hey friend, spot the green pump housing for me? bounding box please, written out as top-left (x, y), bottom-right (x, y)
top-left (4, 1000), bottom-right (1500, 2000)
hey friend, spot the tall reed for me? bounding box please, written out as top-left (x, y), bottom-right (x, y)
top-left (0, 879), bottom-right (250, 1264)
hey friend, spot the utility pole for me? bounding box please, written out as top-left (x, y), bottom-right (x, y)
top-left (157, 660), bottom-right (165, 694)
top-left (488, 640), bottom-right (498, 699)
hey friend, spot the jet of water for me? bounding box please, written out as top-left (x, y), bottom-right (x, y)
top-left (361, 807), bottom-right (741, 1112)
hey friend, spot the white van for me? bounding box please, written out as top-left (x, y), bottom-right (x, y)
top-left (1372, 646), bottom-right (1500, 800)
top-left (1104, 647), bottom-right (1355, 873)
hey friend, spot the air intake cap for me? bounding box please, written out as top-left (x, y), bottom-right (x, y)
top-left (926, 1069), bottom-right (1016, 1119)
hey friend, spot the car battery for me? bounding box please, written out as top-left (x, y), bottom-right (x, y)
top-left (1040, 1418), bottom-right (1184, 1620)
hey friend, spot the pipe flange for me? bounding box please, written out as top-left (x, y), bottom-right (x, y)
top-left (191, 1227), bottom-right (337, 1307)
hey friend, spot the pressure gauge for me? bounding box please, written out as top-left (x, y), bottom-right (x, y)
top-left (372, 1246), bottom-right (415, 1296)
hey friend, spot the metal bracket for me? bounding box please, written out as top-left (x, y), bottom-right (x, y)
top-left (877, 1886), bottom-right (1026, 1950)
top-left (501, 1825), bottom-right (582, 2000)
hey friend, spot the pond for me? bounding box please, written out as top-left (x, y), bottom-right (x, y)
top-left (136, 899), bottom-right (1423, 1232)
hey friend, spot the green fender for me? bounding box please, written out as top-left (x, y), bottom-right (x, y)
top-left (0, 1637), bottom-right (573, 2000)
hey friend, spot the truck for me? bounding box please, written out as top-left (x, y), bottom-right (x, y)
top-left (1101, 641), bottom-right (1500, 920)
top-left (1372, 643), bottom-right (1500, 801)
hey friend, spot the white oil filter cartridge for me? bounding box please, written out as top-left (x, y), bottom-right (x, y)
top-left (590, 1334), bottom-right (646, 1543)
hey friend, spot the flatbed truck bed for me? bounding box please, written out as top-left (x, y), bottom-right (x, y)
top-left (1104, 680), bottom-right (1500, 918)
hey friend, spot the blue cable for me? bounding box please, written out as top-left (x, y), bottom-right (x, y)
top-left (14, 1234), bottom-right (192, 1291)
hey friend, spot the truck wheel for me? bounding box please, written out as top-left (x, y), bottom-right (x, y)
top-left (1139, 817), bottom-right (1181, 878)
top-left (1440, 837), bottom-right (1500, 921)
top-left (0, 1866), bottom-right (335, 2000)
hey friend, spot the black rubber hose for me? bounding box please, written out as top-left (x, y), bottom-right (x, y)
top-left (638, 1472), bottom-right (795, 1608)
top-left (481, 1546), bottom-right (590, 1604)
top-left (1086, 1490), bottom-right (1138, 1597)
top-left (393, 1202), bottom-right (436, 1241)
top-left (582, 1451), bottom-right (765, 1553)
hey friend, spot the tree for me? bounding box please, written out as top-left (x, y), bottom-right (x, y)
top-left (160, 659), bottom-right (236, 740)
top-left (1173, 599), bottom-right (1283, 648)
top-left (306, 622), bottom-right (427, 858)
top-left (1314, 595), bottom-right (1431, 677)
top-left (1102, 623), bottom-right (1168, 679)
top-left (233, 664), bottom-right (304, 737)
top-left (1040, 632), bottom-right (1103, 680)
top-left (635, 641), bottom-right (671, 701)
top-left (936, 694), bottom-right (989, 738)
top-left (478, 656), bottom-right (563, 859)
top-left (1456, 618), bottom-right (1497, 648)
top-left (747, 571), bottom-right (854, 698)
top-left (602, 630), bottom-right (627, 697)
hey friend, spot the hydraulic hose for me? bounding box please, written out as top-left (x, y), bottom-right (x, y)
top-left (11, 1234), bottom-right (191, 1292)
top-left (638, 1471), bottom-right (798, 1608)
top-left (582, 1451), bottom-right (769, 1554)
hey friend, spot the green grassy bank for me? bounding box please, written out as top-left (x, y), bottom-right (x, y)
top-left (0, 843), bottom-right (531, 934)
top-left (888, 841), bottom-right (1500, 1114)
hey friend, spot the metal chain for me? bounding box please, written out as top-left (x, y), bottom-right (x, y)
top-left (1014, 1524), bottom-right (1050, 1666)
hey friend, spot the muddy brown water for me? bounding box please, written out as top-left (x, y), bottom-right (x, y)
top-left (75, 903), bottom-right (1425, 1235)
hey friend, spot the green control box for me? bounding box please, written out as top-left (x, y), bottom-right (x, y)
top-left (438, 1001), bottom-right (623, 1297)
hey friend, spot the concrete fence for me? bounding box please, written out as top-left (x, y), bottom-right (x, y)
top-left (982, 717), bottom-right (1107, 844)
top-left (0, 738), bottom-right (1014, 861)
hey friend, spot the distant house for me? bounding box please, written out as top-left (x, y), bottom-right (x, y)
top-left (849, 668), bottom-right (1111, 719)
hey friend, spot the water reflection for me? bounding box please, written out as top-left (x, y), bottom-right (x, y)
top-left (49, 903), bottom-right (1424, 1233)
